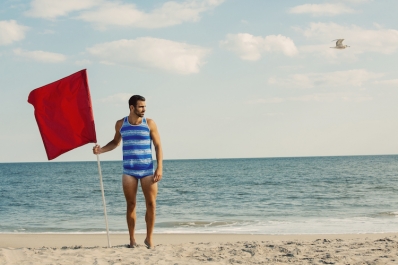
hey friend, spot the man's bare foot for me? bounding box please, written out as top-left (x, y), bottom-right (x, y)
top-left (144, 239), bottom-right (153, 249)
top-left (129, 240), bottom-right (138, 248)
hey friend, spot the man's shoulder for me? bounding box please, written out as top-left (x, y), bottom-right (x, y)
top-left (115, 117), bottom-right (125, 129)
top-left (146, 118), bottom-right (157, 128)
top-left (146, 118), bottom-right (155, 124)
top-left (116, 117), bottom-right (125, 124)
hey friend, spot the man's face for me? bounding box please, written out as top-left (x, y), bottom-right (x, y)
top-left (132, 100), bottom-right (146, 117)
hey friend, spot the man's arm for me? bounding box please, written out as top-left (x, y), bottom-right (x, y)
top-left (147, 119), bottom-right (163, 182)
top-left (93, 119), bottom-right (123, 155)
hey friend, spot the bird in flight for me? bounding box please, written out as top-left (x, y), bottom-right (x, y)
top-left (330, 39), bottom-right (350, 49)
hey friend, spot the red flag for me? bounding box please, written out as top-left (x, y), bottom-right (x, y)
top-left (28, 69), bottom-right (97, 160)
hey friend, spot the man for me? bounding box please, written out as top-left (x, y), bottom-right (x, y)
top-left (93, 95), bottom-right (163, 249)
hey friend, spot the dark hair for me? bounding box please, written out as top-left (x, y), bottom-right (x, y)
top-left (128, 95), bottom-right (145, 108)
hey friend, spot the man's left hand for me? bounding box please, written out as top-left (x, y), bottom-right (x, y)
top-left (154, 168), bottom-right (162, 182)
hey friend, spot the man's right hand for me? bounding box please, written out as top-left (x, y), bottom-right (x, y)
top-left (93, 144), bottom-right (101, 155)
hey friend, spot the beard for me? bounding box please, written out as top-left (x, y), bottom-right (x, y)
top-left (135, 110), bottom-right (144, 117)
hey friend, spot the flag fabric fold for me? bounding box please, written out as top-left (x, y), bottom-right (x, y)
top-left (28, 69), bottom-right (97, 160)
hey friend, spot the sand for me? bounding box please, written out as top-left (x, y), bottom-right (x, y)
top-left (1, 233), bottom-right (398, 264)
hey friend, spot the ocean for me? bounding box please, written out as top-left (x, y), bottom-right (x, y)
top-left (1, 155), bottom-right (398, 235)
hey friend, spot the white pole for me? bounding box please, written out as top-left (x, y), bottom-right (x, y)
top-left (96, 154), bottom-right (111, 248)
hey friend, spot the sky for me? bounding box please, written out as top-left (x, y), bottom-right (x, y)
top-left (1, 0), bottom-right (398, 162)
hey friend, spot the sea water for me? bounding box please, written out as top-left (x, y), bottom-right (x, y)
top-left (1, 155), bottom-right (398, 234)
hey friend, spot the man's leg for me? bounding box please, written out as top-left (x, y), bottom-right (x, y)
top-left (140, 175), bottom-right (158, 247)
top-left (122, 174), bottom-right (139, 247)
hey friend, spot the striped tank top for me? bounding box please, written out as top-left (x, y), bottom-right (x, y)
top-left (120, 116), bottom-right (154, 178)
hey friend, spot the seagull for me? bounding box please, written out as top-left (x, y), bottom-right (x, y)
top-left (330, 39), bottom-right (350, 49)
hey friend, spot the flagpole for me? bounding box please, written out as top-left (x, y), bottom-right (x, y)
top-left (96, 154), bottom-right (111, 248)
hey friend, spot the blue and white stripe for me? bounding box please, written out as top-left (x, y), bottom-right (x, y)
top-left (120, 117), bottom-right (154, 178)
top-left (123, 158), bottom-right (153, 166)
top-left (123, 149), bottom-right (152, 156)
top-left (123, 139), bottom-right (151, 146)
top-left (121, 130), bottom-right (150, 137)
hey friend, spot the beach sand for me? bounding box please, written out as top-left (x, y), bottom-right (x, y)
top-left (1, 233), bottom-right (398, 264)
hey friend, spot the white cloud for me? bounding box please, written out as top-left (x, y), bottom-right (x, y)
top-left (249, 92), bottom-right (372, 104)
top-left (341, 0), bottom-right (370, 3)
top-left (269, 69), bottom-right (384, 89)
top-left (13, 48), bottom-right (66, 63)
top-left (220, 33), bottom-right (298, 61)
top-left (78, 0), bottom-right (224, 29)
top-left (289, 3), bottom-right (355, 16)
top-left (99, 93), bottom-right (132, 104)
top-left (25, 0), bottom-right (98, 19)
top-left (0, 20), bottom-right (28, 45)
top-left (87, 37), bottom-right (210, 74)
top-left (25, 0), bottom-right (223, 28)
top-left (296, 22), bottom-right (398, 54)
top-left (297, 93), bottom-right (372, 102)
top-left (374, 79), bottom-right (398, 86)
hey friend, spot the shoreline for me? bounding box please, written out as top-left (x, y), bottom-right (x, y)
top-left (1, 232), bottom-right (398, 248)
